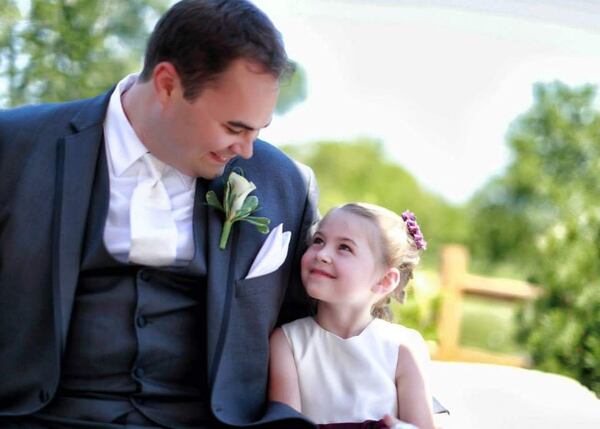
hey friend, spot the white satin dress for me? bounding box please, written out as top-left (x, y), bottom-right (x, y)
top-left (281, 317), bottom-right (430, 425)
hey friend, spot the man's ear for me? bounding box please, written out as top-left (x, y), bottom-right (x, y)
top-left (152, 61), bottom-right (182, 105)
top-left (373, 267), bottom-right (400, 295)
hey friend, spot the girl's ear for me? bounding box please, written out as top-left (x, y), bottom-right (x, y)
top-left (373, 267), bottom-right (400, 295)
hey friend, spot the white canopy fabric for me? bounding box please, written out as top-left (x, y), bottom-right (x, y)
top-left (430, 361), bottom-right (600, 429)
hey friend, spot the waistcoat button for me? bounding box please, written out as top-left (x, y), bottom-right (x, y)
top-left (134, 367), bottom-right (145, 378)
top-left (139, 270), bottom-right (151, 282)
top-left (136, 315), bottom-right (147, 328)
top-left (39, 389), bottom-right (50, 403)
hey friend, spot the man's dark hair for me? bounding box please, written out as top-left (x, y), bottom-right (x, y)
top-left (140, 0), bottom-right (293, 100)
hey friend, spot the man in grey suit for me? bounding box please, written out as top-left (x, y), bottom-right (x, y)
top-left (0, 1), bottom-right (318, 427)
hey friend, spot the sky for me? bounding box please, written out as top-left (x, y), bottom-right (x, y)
top-left (251, 0), bottom-right (600, 204)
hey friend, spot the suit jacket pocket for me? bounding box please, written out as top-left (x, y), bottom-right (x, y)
top-left (235, 268), bottom-right (283, 298)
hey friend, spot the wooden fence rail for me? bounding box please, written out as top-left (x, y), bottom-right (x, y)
top-left (433, 245), bottom-right (541, 367)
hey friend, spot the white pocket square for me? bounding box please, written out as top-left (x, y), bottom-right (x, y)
top-left (246, 223), bottom-right (291, 279)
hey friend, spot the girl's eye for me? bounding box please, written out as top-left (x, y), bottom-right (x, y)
top-left (312, 236), bottom-right (324, 245)
top-left (339, 244), bottom-right (353, 253)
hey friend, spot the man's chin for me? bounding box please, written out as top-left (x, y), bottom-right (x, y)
top-left (197, 166), bottom-right (227, 180)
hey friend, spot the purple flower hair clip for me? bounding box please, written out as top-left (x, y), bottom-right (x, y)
top-left (401, 210), bottom-right (427, 250)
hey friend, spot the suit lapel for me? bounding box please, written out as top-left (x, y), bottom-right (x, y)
top-left (205, 164), bottom-right (279, 384)
top-left (205, 169), bottom-right (238, 386)
top-left (54, 91), bottom-right (112, 352)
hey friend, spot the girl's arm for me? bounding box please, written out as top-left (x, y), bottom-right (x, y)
top-left (395, 332), bottom-right (435, 429)
top-left (268, 327), bottom-right (301, 412)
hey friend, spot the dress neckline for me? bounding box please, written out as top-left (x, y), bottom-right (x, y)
top-left (310, 316), bottom-right (381, 341)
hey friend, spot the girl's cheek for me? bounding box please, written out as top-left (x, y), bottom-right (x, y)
top-left (301, 248), bottom-right (314, 266)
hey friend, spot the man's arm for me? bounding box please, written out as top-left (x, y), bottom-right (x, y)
top-left (277, 163), bottom-right (319, 325)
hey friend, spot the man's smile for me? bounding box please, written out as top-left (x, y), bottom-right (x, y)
top-left (209, 152), bottom-right (233, 164)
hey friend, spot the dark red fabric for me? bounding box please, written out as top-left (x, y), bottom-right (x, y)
top-left (317, 419), bottom-right (388, 429)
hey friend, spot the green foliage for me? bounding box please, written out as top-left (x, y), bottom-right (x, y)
top-left (516, 212), bottom-right (600, 395)
top-left (0, 0), bottom-right (21, 105)
top-left (460, 296), bottom-right (522, 354)
top-left (391, 277), bottom-right (441, 342)
top-left (0, 1), bottom-right (308, 111)
top-left (282, 139), bottom-right (469, 267)
top-left (469, 82), bottom-right (600, 271)
top-left (472, 81), bottom-right (600, 395)
top-left (0, 0), bottom-right (169, 107)
top-left (276, 61), bottom-right (307, 115)
top-left (467, 179), bottom-right (535, 277)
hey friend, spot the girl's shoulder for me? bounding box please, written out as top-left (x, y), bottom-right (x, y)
top-left (281, 316), bottom-right (314, 331)
top-left (372, 318), bottom-right (425, 343)
top-left (372, 319), bottom-right (429, 358)
top-left (280, 316), bottom-right (316, 340)
top-left (279, 317), bottom-right (320, 357)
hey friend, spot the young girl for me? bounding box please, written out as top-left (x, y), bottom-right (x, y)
top-left (269, 203), bottom-right (435, 429)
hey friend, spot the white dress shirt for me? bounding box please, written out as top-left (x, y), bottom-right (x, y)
top-left (102, 74), bottom-right (196, 265)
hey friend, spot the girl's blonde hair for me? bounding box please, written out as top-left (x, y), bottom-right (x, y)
top-left (317, 202), bottom-right (425, 321)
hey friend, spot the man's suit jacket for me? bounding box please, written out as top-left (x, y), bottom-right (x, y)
top-left (0, 90), bottom-right (319, 427)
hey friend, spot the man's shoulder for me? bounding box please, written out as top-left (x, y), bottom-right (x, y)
top-left (0, 91), bottom-right (113, 131)
top-left (251, 139), bottom-right (294, 164)
top-left (0, 91), bottom-right (114, 178)
top-left (246, 139), bottom-right (314, 184)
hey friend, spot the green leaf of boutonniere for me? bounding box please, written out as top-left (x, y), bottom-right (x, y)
top-left (242, 216), bottom-right (270, 234)
top-left (205, 171), bottom-right (271, 249)
top-left (206, 190), bottom-right (224, 212)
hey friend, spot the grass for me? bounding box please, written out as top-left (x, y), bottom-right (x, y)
top-left (459, 295), bottom-right (524, 354)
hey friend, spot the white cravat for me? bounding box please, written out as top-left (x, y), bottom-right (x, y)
top-left (103, 74), bottom-right (196, 265)
top-left (128, 153), bottom-right (178, 266)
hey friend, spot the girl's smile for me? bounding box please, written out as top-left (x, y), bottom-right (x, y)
top-left (307, 268), bottom-right (337, 279)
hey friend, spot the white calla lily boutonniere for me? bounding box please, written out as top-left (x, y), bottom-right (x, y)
top-left (206, 171), bottom-right (270, 250)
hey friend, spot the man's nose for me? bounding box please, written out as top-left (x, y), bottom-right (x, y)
top-left (230, 134), bottom-right (256, 159)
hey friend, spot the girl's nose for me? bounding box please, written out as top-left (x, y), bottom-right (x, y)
top-left (316, 248), bottom-right (331, 263)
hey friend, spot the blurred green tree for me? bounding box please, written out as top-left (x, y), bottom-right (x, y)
top-left (471, 81), bottom-right (600, 394)
top-left (0, 0), bottom-right (307, 111)
top-left (275, 61), bottom-right (306, 115)
top-left (0, 0), bottom-right (20, 105)
top-left (0, 0), bottom-right (168, 106)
